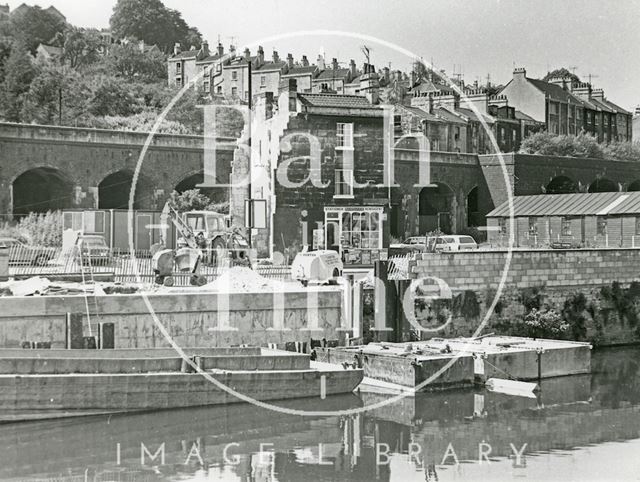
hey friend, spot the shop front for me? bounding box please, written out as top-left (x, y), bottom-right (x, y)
top-left (322, 206), bottom-right (388, 267)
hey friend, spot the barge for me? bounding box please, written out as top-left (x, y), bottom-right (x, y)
top-left (317, 336), bottom-right (592, 391)
top-left (0, 347), bottom-right (363, 421)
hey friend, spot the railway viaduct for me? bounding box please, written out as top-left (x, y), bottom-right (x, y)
top-left (2, 121), bottom-right (640, 229)
top-left (0, 122), bottom-right (236, 218)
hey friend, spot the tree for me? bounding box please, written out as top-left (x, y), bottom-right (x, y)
top-left (168, 189), bottom-right (214, 212)
top-left (543, 67), bottom-right (581, 84)
top-left (110, 0), bottom-right (201, 53)
top-left (519, 132), bottom-right (604, 159)
top-left (0, 43), bottom-right (36, 121)
top-left (87, 75), bottom-right (141, 117)
top-left (56, 26), bottom-right (101, 69)
top-left (21, 62), bottom-right (89, 125)
top-left (7, 5), bottom-right (66, 54)
top-left (0, 36), bottom-right (14, 85)
top-left (105, 42), bottom-right (166, 82)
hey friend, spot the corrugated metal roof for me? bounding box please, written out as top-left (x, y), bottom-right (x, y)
top-left (487, 192), bottom-right (640, 217)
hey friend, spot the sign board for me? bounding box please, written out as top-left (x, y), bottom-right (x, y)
top-left (244, 199), bottom-right (267, 229)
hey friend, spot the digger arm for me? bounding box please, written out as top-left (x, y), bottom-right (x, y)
top-left (161, 202), bottom-right (198, 249)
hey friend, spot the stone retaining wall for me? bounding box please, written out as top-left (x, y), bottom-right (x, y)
top-left (0, 289), bottom-right (346, 349)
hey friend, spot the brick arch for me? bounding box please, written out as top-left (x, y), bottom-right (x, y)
top-left (172, 169), bottom-right (229, 204)
top-left (418, 181), bottom-right (457, 234)
top-left (97, 169), bottom-right (156, 210)
top-left (11, 166), bottom-right (76, 216)
top-left (546, 175), bottom-right (578, 194)
top-left (588, 178), bottom-right (619, 193)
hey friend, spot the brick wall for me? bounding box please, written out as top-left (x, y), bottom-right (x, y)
top-left (408, 248), bottom-right (640, 345)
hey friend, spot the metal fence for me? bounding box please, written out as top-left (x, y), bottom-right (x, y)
top-left (386, 254), bottom-right (413, 280)
top-left (7, 246), bottom-right (292, 287)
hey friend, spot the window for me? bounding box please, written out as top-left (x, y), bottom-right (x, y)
top-left (203, 65), bottom-right (210, 76)
top-left (636, 217), bottom-right (640, 236)
top-left (335, 168), bottom-right (353, 197)
top-left (260, 75), bottom-right (266, 87)
top-left (528, 217), bottom-right (538, 235)
top-left (597, 216), bottom-right (607, 236)
top-left (204, 80), bottom-right (210, 93)
top-left (561, 217), bottom-right (572, 236)
top-left (217, 86), bottom-right (222, 94)
top-left (231, 86), bottom-right (237, 97)
top-left (216, 64), bottom-right (222, 73)
top-left (336, 123), bottom-right (354, 148)
top-left (498, 218), bottom-right (507, 235)
top-left (175, 62), bottom-right (181, 74)
top-left (324, 208), bottom-right (383, 253)
top-left (231, 70), bottom-right (238, 80)
top-left (176, 78), bottom-right (182, 88)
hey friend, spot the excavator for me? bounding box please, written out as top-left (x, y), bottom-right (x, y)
top-left (151, 203), bottom-right (252, 286)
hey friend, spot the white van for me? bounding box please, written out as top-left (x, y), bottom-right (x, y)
top-left (426, 235), bottom-right (478, 253)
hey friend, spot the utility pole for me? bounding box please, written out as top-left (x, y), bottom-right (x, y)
top-left (58, 86), bottom-right (62, 125)
top-left (246, 56), bottom-right (252, 248)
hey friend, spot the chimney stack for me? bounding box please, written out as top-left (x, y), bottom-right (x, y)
top-left (317, 54), bottom-right (325, 71)
top-left (244, 47), bottom-right (251, 62)
top-left (513, 67), bottom-right (527, 81)
top-left (173, 42), bottom-right (181, 55)
top-left (257, 45), bottom-right (264, 65)
top-left (382, 66), bottom-right (390, 84)
top-left (287, 78), bottom-right (297, 111)
top-left (272, 50), bottom-right (279, 63)
top-left (217, 43), bottom-right (224, 56)
top-left (349, 59), bottom-right (357, 78)
top-left (301, 55), bottom-right (309, 67)
top-left (200, 40), bottom-right (209, 58)
top-left (286, 53), bottom-right (294, 69)
top-left (332, 58), bottom-right (339, 70)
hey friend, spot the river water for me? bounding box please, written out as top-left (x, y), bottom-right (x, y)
top-left (1, 346), bottom-right (639, 481)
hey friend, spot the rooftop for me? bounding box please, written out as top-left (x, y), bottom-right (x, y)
top-left (297, 93), bottom-right (378, 109)
top-left (169, 49), bottom-right (198, 60)
top-left (315, 68), bottom-right (352, 81)
top-left (254, 60), bottom-right (288, 72)
top-left (487, 191), bottom-right (640, 218)
top-left (282, 65), bottom-right (318, 76)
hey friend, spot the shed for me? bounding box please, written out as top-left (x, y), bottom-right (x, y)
top-left (486, 192), bottom-right (640, 248)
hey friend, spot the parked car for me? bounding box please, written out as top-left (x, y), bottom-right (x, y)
top-left (0, 237), bottom-right (57, 266)
top-left (426, 235), bottom-right (478, 252)
top-left (389, 236), bottom-right (428, 255)
top-left (74, 235), bottom-right (112, 265)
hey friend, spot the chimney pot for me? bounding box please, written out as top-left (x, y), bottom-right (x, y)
top-left (217, 43), bottom-right (224, 56)
top-left (286, 53), bottom-right (294, 69)
top-left (301, 55), bottom-right (309, 67)
top-left (513, 67), bottom-right (527, 79)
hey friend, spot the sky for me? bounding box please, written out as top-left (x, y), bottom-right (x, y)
top-left (6, 0), bottom-right (640, 110)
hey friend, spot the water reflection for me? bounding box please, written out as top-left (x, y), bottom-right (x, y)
top-left (2, 347), bottom-right (640, 481)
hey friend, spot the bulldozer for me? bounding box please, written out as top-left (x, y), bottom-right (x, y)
top-left (151, 203), bottom-right (252, 286)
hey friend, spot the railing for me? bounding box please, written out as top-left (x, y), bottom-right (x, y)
top-left (7, 246), bottom-right (292, 287)
top-left (386, 254), bottom-right (413, 280)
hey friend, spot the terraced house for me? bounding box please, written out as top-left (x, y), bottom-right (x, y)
top-left (499, 67), bottom-right (632, 142)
